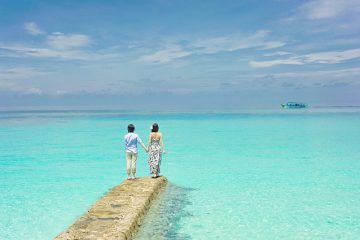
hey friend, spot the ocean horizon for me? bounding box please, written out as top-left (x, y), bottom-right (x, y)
top-left (1, 108), bottom-right (360, 239)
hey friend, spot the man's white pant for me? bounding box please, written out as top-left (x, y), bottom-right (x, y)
top-left (126, 152), bottom-right (137, 175)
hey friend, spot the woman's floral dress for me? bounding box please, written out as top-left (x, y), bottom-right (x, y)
top-left (148, 138), bottom-right (162, 174)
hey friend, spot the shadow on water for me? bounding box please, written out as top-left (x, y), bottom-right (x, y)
top-left (135, 183), bottom-right (195, 240)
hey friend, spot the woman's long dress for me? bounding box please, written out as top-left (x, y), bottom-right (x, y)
top-left (148, 139), bottom-right (162, 174)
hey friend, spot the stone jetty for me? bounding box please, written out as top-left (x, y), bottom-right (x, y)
top-left (55, 176), bottom-right (168, 240)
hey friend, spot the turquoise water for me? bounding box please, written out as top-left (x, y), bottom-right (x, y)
top-left (1, 109), bottom-right (360, 239)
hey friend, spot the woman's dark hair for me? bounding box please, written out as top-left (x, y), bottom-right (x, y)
top-left (151, 123), bottom-right (159, 132)
top-left (128, 124), bottom-right (135, 133)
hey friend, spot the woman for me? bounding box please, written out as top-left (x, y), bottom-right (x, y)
top-left (148, 123), bottom-right (165, 178)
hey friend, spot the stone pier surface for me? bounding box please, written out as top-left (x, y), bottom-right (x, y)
top-left (55, 176), bottom-right (168, 240)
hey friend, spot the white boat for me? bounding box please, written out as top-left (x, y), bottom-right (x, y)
top-left (281, 102), bottom-right (308, 109)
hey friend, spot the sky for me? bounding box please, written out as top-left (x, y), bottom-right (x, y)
top-left (1, 0), bottom-right (360, 110)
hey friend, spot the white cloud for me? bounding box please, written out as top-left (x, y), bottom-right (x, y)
top-left (2, 24), bottom-right (112, 61)
top-left (191, 37), bottom-right (232, 54)
top-left (264, 51), bottom-right (292, 57)
top-left (0, 68), bottom-right (46, 94)
top-left (299, 0), bottom-right (360, 19)
top-left (242, 67), bottom-right (360, 90)
top-left (269, 67), bottom-right (360, 88)
top-left (250, 58), bottom-right (303, 68)
top-left (280, 0), bottom-right (360, 35)
top-left (250, 48), bottom-right (360, 68)
top-left (139, 30), bottom-right (286, 64)
top-left (259, 41), bottom-right (286, 50)
top-left (191, 30), bottom-right (285, 54)
top-left (26, 87), bottom-right (43, 95)
top-left (139, 45), bottom-right (192, 63)
top-left (47, 32), bottom-right (91, 49)
top-left (303, 48), bottom-right (360, 63)
top-left (0, 67), bottom-right (46, 80)
top-left (24, 22), bottom-right (45, 35)
top-left (274, 67), bottom-right (360, 79)
top-left (0, 44), bottom-right (116, 61)
top-left (55, 90), bottom-right (68, 95)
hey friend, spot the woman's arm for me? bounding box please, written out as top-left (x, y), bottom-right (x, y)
top-left (148, 133), bottom-right (152, 146)
top-left (160, 133), bottom-right (166, 154)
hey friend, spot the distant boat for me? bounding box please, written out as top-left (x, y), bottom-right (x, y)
top-left (281, 102), bottom-right (308, 109)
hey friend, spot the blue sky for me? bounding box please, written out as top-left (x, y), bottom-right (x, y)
top-left (1, 0), bottom-right (360, 109)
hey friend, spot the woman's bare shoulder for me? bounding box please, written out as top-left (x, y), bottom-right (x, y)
top-left (150, 132), bottom-right (161, 136)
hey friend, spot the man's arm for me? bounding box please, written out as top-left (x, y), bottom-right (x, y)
top-left (140, 142), bottom-right (148, 152)
top-left (138, 135), bottom-right (148, 152)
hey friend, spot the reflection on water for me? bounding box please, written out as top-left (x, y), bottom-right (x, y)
top-left (135, 183), bottom-right (194, 240)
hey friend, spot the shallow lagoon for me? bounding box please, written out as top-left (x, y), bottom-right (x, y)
top-left (1, 109), bottom-right (360, 239)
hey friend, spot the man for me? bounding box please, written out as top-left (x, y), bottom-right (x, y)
top-left (124, 124), bottom-right (148, 179)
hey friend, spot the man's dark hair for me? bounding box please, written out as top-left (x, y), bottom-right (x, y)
top-left (128, 124), bottom-right (135, 133)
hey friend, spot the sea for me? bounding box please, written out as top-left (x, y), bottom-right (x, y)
top-left (1, 108), bottom-right (360, 239)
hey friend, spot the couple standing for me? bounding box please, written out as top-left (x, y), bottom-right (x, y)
top-left (124, 123), bottom-right (165, 180)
